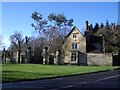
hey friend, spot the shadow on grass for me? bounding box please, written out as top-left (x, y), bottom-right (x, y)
top-left (2, 70), bottom-right (56, 83)
top-left (2, 68), bottom-right (120, 83)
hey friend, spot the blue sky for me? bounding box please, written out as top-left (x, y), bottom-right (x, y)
top-left (1, 2), bottom-right (118, 49)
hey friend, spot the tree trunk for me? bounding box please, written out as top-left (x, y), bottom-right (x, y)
top-left (17, 49), bottom-right (21, 63)
top-left (45, 46), bottom-right (48, 64)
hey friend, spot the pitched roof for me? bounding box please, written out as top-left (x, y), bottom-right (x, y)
top-left (65, 26), bottom-right (84, 38)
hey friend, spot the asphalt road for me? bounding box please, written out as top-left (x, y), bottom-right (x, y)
top-left (2, 69), bottom-right (120, 90)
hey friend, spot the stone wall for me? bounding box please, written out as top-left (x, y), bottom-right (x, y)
top-left (87, 53), bottom-right (112, 66)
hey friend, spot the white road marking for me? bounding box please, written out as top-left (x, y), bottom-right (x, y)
top-left (53, 74), bottom-right (120, 90)
top-left (94, 74), bottom-right (120, 82)
top-left (50, 85), bottom-right (73, 90)
top-left (60, 85), bottom-right (73, 88)
top-left (54, 78), bottom-right (63, 80)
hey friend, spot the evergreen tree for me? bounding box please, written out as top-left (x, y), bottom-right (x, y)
top-left (105, 20), bottom-right (110, 29)
top-left (89, 24), bottom-right (93, 34)
top-left (93, 23), bottom-right (99, 34)
top-left (100, 23), bottom-right (104, 28)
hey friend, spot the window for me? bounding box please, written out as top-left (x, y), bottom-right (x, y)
top-left (71, 52), bottom-right (77, 61)
top-left (72, 43), bottom-right (77, 49)
top-left (73, 34), bottom-right (77, 38)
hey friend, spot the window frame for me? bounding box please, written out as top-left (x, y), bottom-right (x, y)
top-left (73, 34), bottom-right (77, 38)
top-left (72, 43), bottom-right (77, 49)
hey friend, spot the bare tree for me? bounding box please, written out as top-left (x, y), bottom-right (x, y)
top-left (31, 12), bottom-right (73, 53)
top-left (10, 31), bottom-right (24, 63)
top-left (31, 12), bottom-right (73, 64)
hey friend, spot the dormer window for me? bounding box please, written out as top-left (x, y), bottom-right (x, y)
top-left (73, 34), bottom-right (77, 38)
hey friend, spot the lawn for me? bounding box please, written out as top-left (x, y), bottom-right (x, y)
top-left (2, 64), bottom-right (120, 83)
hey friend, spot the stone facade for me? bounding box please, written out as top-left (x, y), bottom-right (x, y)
top-left (63, 26), bottom-right (86, 65)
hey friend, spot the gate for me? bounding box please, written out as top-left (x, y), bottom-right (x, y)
top-left (112, 53), bottom-right (120, 66)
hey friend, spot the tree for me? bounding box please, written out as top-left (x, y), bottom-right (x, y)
top-left (105, 20), bottom-right (110, 29)
top-left (96, 23), bottom-right (120, 53)
top-left (9, 31), bottom-right (24, 63)
top-left (25, 36), bottom-right (31, 47)
top-left (92, 23), bottom-right (99, 34)
top-left (31, 12), bottom-right (74, 53)
top-left (31, 12), bottom-right (74, 64)
top-left (28, 36), bottom-right (45, 56)
top-left (47, 13), bottom-right (73, 36)
top-left (89, 24), bottom-right (93, 33)
top-left (100, 23), bottom-right (104, 28)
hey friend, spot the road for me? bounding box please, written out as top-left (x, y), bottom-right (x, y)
top-left (2, 69), bottom-right (120, 90)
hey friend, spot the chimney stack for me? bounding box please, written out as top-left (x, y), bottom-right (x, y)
top-left (85, 20), bottom-right (89, 31)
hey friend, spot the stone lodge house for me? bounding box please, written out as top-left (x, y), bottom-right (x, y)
top-left (62, 21), bottom-right (114, 66)
top-left (63, 26), bottom-right (87, 65)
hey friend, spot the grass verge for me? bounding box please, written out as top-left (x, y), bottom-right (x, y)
top-left (2, 64), bottom-right (120, 83)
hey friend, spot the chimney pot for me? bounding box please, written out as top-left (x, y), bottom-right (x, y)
top-left (85, 20), bottom-right (89, 31)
